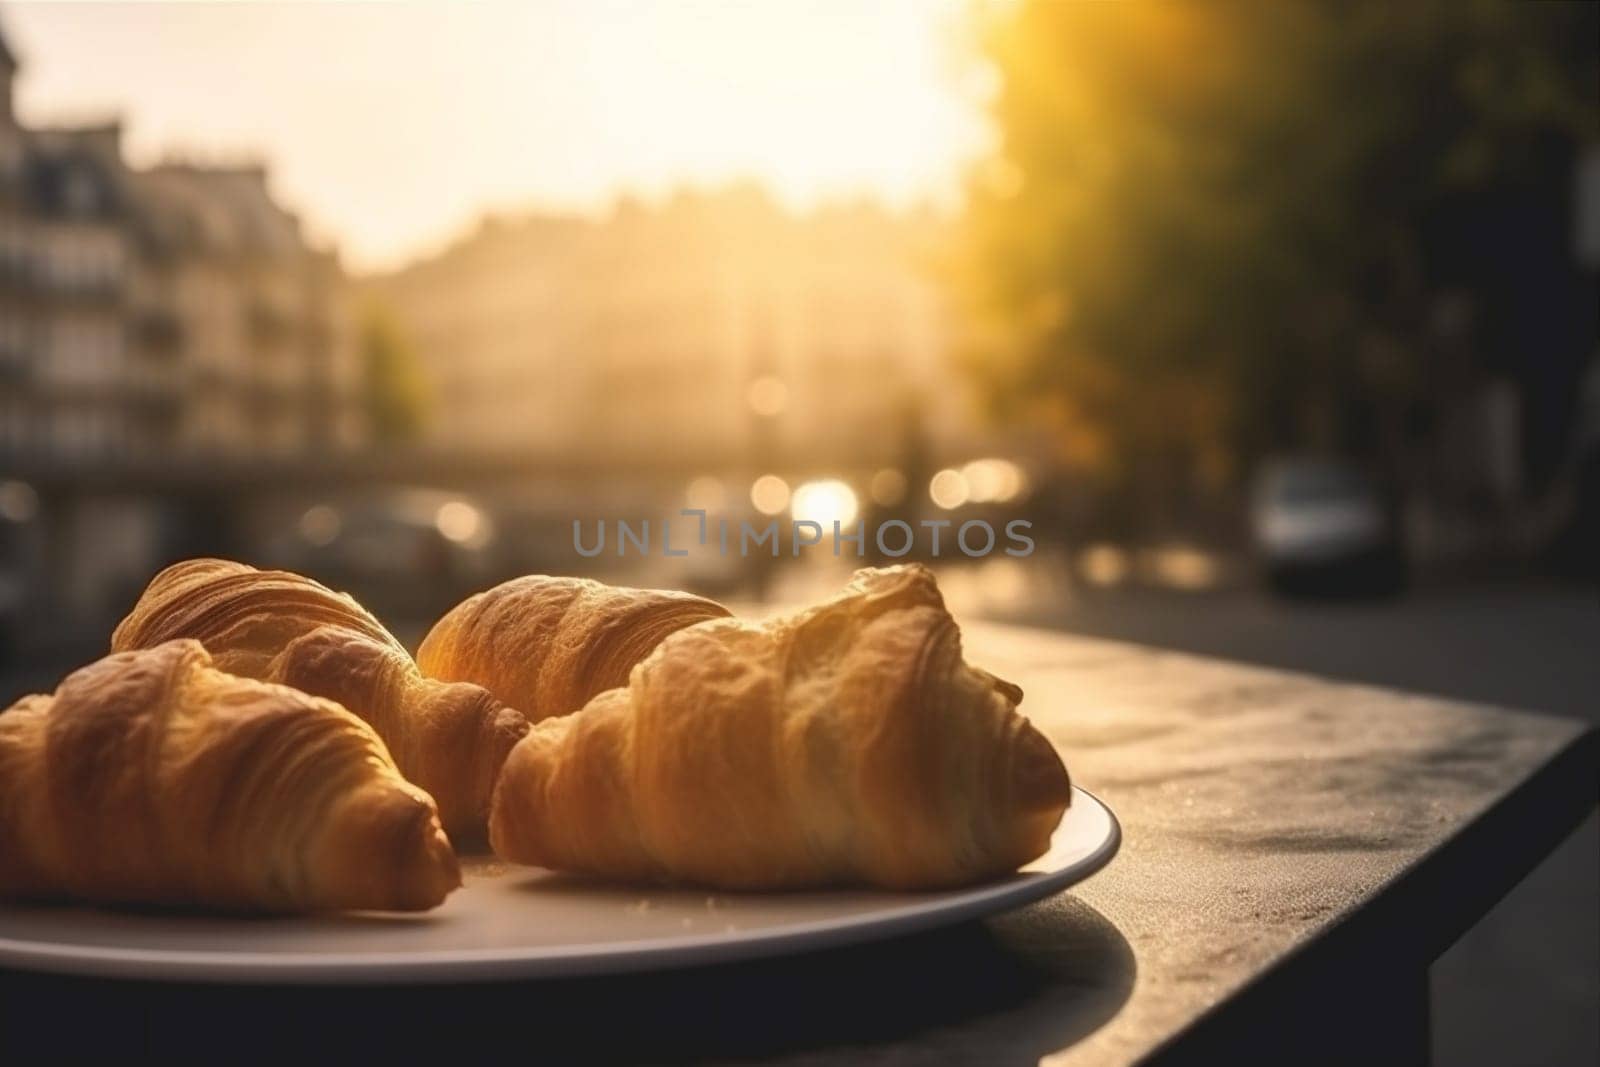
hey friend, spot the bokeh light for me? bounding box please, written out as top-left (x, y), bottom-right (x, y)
top-left (0, 481), bottom-right (40, 524)
top-left (961, 458), bottom-right (1028, 503)
top-left (685, 476), bottom-right (728, 511)
top-left (1144, 544), bottom-right (1222, 591)
top-left (790, 479), bottom-right (859, 527)
top-left (928, 468), bottom-right (969, 509)
top-left (435, 500), bottom-right (490, 546)
top-left (746, 376), bottom-right (789, 418)
top-left (750, 474), bottom-right (791, 515)
top-left (298, 504), bottom-right (341, 547)
top-left (1078, 543), bottom-right (1129, 587)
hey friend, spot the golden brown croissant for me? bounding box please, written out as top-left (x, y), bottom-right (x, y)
top-left (418, 575), bottom-right (731, 723)
top-left (0, 640), bottom-right (460, 912)
top-left (110, 559), bottom-right (529, 839)
top-left (490, 565), bottom-right (1071, 890)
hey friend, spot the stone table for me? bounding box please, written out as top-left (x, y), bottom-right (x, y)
top-left (2, 625), bottom-right (1595, 1063)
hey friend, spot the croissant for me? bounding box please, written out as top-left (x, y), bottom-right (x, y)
top-left (418, 576), bottom-right (731, 722)
top-left (490, 564), bottom-right (1072, 890)
top-left (0, 640), bottom-right (460, 912)
top-left (110, 559), bottom-right (529, 839)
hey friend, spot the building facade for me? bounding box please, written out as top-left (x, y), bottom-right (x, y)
top-left (0, 25), bottom-right (362, 470)
top-left (371, 186), bottom-right (987, 480)
top-left (0, 25), bottom-right (363, 628)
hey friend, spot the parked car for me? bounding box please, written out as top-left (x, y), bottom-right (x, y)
top-left (1251, 457), bottom-right (1405, 595)
top-left (0, 481), bottom-right (41, 659)
top-left (261, 490), bottom-right (498, 630)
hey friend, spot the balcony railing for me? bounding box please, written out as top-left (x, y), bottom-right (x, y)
top-left (0, 258), bottom-right (126, 300)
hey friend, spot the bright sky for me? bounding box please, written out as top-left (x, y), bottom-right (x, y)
top-left (3, 1), bottom-right (987, 272)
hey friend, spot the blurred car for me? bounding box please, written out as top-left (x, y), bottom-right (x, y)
top-left (0, 481), bottom-right (41, 658)
top-left (262, 490), bottom-right (498, 629)
top-left (0, 564), bottom-right (23, 658)
top-left (1251, 458), bottom-right (1405, 595)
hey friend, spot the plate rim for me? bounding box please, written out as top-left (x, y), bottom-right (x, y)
top-left (0, 786), bottom-right (1120, 984)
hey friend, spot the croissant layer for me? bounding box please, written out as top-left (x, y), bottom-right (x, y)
top-left (112, 559), bottom-right (529, 839)
top-left (418, 575), bottom-right (731, 723)
top-left (0, 640), bottom-right (460, 912)
top-left (490, 565), bottom-right (1071, 890)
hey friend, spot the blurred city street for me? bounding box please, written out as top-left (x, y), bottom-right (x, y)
top-left (1002, 578), bottom-right (1600, 725)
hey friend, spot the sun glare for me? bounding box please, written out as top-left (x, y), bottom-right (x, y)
top-left (4, 1), bottom-right (983, 269)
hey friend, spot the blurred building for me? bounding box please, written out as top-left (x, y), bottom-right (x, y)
top-left (0, 25), bottom-right (362, 469)
top-left (132, 164), bottom-right (361, 456)
top-left (0, 25), bottom-right (362, 629)
top-left (370, 186), bottom-right (989, 480)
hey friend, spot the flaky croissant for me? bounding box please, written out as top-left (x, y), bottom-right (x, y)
top-left (0, 640), bottom-right (460, 912)
top-left (111, 559), bottom-right (529, 839)
top-left (418, 576), bottom-right (731, 723)
top-left (491, 565), bottom-right (1072, 890)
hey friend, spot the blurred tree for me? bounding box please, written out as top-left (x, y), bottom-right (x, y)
top-left (359, 302), bottom-right (429, 443)
top-left (956, 0), bottom-right (1598, 522)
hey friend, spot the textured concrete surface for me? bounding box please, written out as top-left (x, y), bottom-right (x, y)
top-left (982, 580), bottom-right (1599, 1067)
top-left (951, 625), bottom-right (1595, 1065)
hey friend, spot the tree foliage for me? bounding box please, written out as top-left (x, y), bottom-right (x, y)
top-left (956, 0), bottom-right (1598, 502)
top-left (359, 301), bottom-right (429, 443)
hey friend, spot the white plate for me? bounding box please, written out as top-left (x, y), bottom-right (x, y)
top-left (0, 786), bottom-right (1118, 984)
